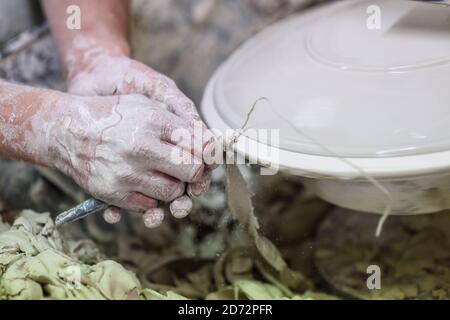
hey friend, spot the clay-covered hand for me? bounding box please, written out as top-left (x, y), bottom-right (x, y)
top-left (66, 54), bottom-right (216, 222)
top-left (40, 93), bottom-right (214, 224)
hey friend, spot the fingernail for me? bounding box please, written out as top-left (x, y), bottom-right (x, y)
top-left (203, 139), bottom-right (221, 169)
top-left (169, 195), bottom-right (192, 219)
top-left (168, 183), bottom-right (186, 202)
top-left (103, 207), bottom-right (122, 224)
top-left (143, 208), bottom-right (165, 228)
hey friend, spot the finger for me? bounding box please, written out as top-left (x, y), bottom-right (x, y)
top-left (187, 170), bottom-right (212, 198)
top-left (117, 192), bottom-right (158, 212)
top-left (132, 171), bottom-right (186, 202)
top-left (169, 195), bottom-right (193, 219)
top-left (142, 208), bottom-right (165, 228)
top-left (103, 206), bottom-right (122, 224)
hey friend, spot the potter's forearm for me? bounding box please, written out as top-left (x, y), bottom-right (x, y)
top-left (0, 80), bottom-right (55, 165)
top-left (41, 0), bottom-right (131, 81)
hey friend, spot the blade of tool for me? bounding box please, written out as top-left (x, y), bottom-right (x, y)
top-left (411, 0), bottom-right (450, 5)
top-left (55, 198), bottom-right (108, 226)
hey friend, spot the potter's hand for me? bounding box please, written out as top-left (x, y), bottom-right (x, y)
top-left (66, 54), bottom-right (217, 222)
top-left (41, 0), bottom-right (217, 225)
top-left (46, 94), bottom-right (214, 226)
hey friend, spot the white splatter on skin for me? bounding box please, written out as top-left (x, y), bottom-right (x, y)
top-left (40, 0), bottom-right (218, 225)
top-left (0, 80), bottom-right (214, 223)
top-left (170, 195), bottom-right (193, 219)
